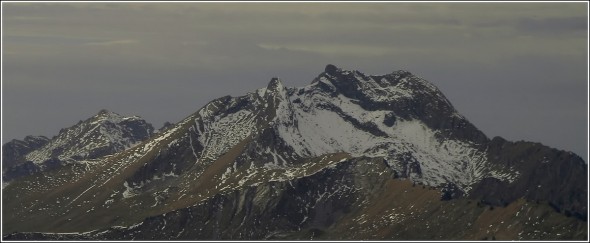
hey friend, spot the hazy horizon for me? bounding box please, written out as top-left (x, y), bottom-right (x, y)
top-left (2, 2), bottom-right (588, 162)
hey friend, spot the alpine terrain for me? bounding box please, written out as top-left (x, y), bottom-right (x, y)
top-left (2, 65), bottom-right (587, 240)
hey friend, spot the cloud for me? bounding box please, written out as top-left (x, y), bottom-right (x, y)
top-left (257, 43), bottom-right (431, 57)
top-left (84, 39), bottom-right (138, 46)
top-left (515, 16), bottom-right (588, 34)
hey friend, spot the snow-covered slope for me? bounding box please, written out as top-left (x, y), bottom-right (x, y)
top-left (267, 65), bottom-right (515, 192)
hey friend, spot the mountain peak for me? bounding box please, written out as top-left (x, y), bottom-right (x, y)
top-left (97, 109), bottom-right (112, 116)
top-left (265, 77), bottom-right (287, 99)
top-left (93, 109), bottom-right (128, 123)
top-left (267, 77), bottom-right (283, 90)
top-left (22, 135), bottom-right (50, 144)
top-left (325, 64), bottom-right (340, 75)
top-left (388, 69), bottom-right (415, 79)
top-left (16, 109), bottom-right (154, 166)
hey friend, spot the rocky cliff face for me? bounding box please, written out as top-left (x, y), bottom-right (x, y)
top-left (2, 136), bottom-right (50, 170)
top-left (469, 136), bottom-right (587, 220)
top-left (2, 65), bottom-right (587, 240)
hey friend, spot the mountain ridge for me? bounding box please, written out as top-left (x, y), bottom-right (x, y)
top-left (2, 64), bottom-right (587, 240)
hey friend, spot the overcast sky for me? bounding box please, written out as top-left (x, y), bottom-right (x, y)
top-left (2, 2), bottom-right (588, 161)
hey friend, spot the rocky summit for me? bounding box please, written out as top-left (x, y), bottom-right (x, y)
top-left (2, 65), bottom-right (587, 240)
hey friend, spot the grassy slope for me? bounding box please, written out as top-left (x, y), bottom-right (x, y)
top-left (312, 179), bottom-right (587, 240)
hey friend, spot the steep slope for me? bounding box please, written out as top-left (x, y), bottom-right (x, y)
top-left (2, 110), bottom-right (154, 182)
top-left (2, 65), bottom-right (587, 240)
top-left (469, 137), bottom-right (587, 220)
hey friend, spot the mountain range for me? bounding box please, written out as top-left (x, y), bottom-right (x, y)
top-left (2, 64), bottom-right (587, 240)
